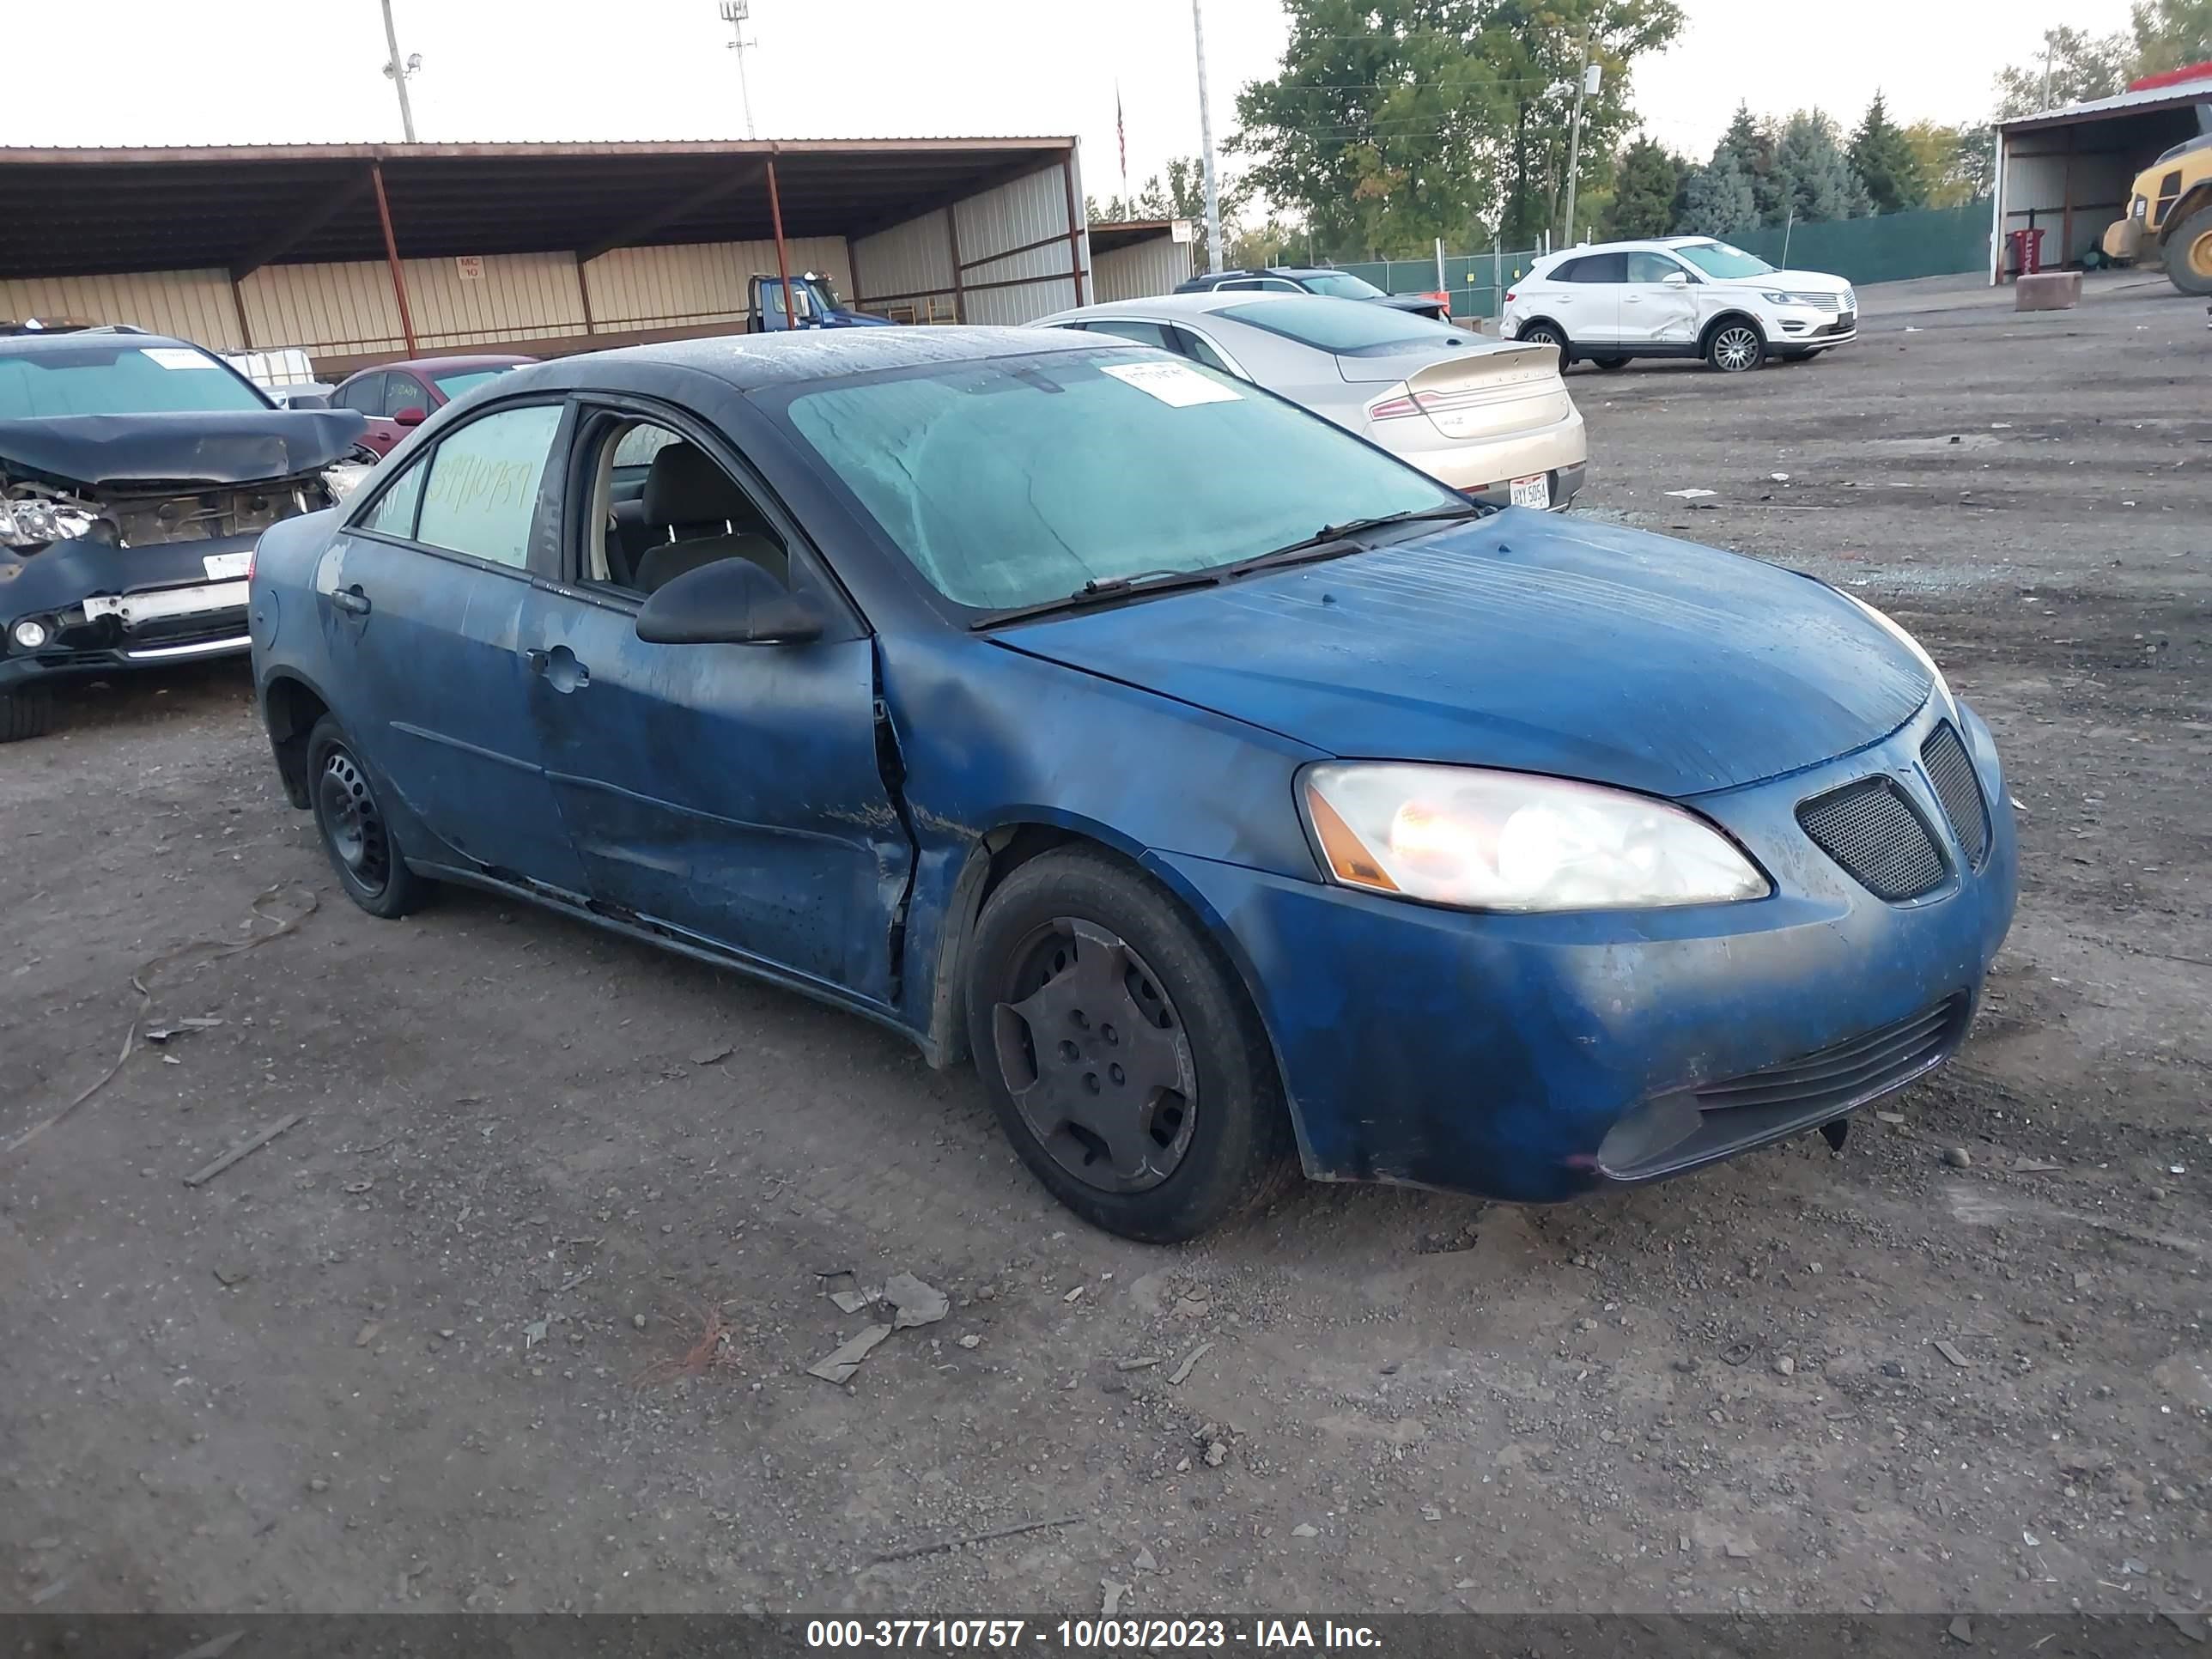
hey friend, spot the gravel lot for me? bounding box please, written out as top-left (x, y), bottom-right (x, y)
top-left (3, 274), bottom-right (2206, 1620)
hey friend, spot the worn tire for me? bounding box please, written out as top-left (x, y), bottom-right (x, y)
top-left (1705, 318), bottom-right (1766, 373)
top-left (1590, 355), bottom-right (1631, 370)
top-left (307, 715), bottom-right (430, 919)
top-left (0, 684), bottom-right (55, 744)
top-left (2165, 204), bottom-right (2212, 296)
top-left (1517, 321), bottom-right (1571, 368)
top-left (965, 848), bottom-right (1297, 1243)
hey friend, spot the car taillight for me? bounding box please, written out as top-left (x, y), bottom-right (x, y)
top-left (1504, 289), bottom-right (1516, 304)
top-left (1367, 392), bottom-right (1422, 420)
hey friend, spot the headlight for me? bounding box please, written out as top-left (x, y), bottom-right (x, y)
top-left (1301, 763), bottom-right (1769, 913)
top-left (9, 617), bottom-right (52, 651)
top-left (1759, 289), bottom-right (1796, 306)
top-left (1838, 591), bottom-right (1951, 708)
top-left (322, 463), bottom-right (373, 501)
top-left (0, 494), bottom-right (98, 549)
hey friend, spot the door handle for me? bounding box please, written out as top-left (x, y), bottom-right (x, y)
top-left (332, 586), bottom-right (370, 616)
top-left (1624, 296), bottom-right (1642, 305)
top-left (530, 644), bottom-right (589, 693)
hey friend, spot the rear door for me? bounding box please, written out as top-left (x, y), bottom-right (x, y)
top-left (320, 398), bottom-right (590, 891)
top-left (520, 400), bottom-right (912, 1007)
top-left (1557, 251), bottom-right (1626, 345)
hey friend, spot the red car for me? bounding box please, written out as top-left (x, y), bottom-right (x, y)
top-left (330, 354), bottom-right (534, 456)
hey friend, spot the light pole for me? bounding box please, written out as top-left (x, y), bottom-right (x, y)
top-left (720, 1), bottom-right (758, 142)
top-left (379, 0), bottom-right (418, 143)
top-left (1191, 0), bottom-right (1225, 274)
top-left (1559, 47), bottom-right (1600, 246)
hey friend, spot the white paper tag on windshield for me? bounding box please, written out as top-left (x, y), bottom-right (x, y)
top-left (143, 348), bottom-right (209, 371)
top-left (1101, 361), bottom-right (1241, 407)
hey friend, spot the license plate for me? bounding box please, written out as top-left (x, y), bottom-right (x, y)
top-left (1509, 473), bottom-right (1551, 509)
top-left (1838, 311), bottom-right (1856, 330)
top-left (203, 550), bottom-right (251, 580)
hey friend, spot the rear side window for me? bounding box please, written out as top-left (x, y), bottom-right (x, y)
top-left (1085, 319), bottom-right (1177, 349)
top-left (1218, 295), bottom-right (1465, 355)
top-left (1547, 257), bottom-right (1583, 283)
top-left (1172, 326), bottom-right (1236, 374)
top-left (1565, 252), bottom-right (1628, 283)
top-left (335, 374), bottom-right (385, 415)
top-left (413, 404), bottom-right (563, 569)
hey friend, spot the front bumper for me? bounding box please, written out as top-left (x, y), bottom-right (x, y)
top-left (1148, 696), bottom-right (2016, 1202)
top-left (1, 532), bottom-right (256, 690)
top-left (1771, 305), bottom-right (1857, 348)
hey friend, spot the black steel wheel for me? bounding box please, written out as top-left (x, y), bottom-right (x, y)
top-left (307, 715), bottom-right (428, 918)
top-left (966, 848), bottom-right (1295, 1242)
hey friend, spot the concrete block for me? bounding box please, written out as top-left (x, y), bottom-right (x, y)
top-left (2015, 270), bottom-right (2083, 311)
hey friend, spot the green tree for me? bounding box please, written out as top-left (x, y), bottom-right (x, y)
top-left (1601, 136), bottom-right (1685, 238)
top-left (1678, 151), bottom-right (1758, 235)
top-left (1849, 92), bottom-right (1928, 214)
top-left (1087, 158), bottom-right (1249, 234)
top-left (1773, 110), bottom-right (1872, 223)
top-left (2128, 0), bottom-right (2212, 75)
top-left (1993, 26), bottom-right (2132, 117)
top-left (1711, 103), bottom-right (1784, 224)
top-left (1900, 121), bottom-right (1991, 209)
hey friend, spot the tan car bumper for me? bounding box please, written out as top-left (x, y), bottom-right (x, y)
top-left (1391, 406), bottom-right (1589, 507)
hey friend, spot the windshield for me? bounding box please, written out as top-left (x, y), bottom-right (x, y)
top-left (428, 366), bottom-right (515, 399)
top-left (0, 343), bottom-right (273, 419)
top-left (1218, 295), bottom-right (1468, 356)
top-left (783, 349), bottom-right (1456, 612)
top-left (1673, 242), bottom-right (1778, 279)
top-left (1299, 270), bottom-right (1387, 301)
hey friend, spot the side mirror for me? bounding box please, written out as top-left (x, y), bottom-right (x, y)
top-left (393, 406), bottom-right (428, 427)
top-left (1662, 270), bottom-right (1692, 287)
top-left (635, 556), bottom-right (824, 647)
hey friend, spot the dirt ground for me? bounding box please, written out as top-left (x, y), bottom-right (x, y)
top-left (3, 274), bottom-right (2207, 1621)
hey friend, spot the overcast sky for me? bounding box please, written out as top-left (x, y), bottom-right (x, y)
top-left (8, 0), bottom-right (2137, 208)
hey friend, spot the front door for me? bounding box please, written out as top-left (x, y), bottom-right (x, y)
top-left (321, 399), bottom-right (590, 892)
top-left (523, 407), bottom-right (911, 1006)
top-left (1619, 251), bottom-right (1703, 347)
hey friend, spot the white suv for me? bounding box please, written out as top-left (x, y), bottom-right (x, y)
top-left (1501, 237), bottom-right (1856, 374)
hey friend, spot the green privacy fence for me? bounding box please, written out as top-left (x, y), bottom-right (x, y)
top-left (1333, 201), bottom-right (1994, 313)
top-left (1723, 201), bottom-right (1992, 285)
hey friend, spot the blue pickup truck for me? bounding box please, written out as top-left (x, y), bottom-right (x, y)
top-left (749, 271), bottom-right (893, 331)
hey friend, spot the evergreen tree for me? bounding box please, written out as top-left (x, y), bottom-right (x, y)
top-left (1601, 137), bottom-right (1686, 239)
top-left (1679, 151), bottom-right (1759, 235)
top-left (1712, 102), bottom-right (1783, 223)
top-left (1849, 92), bottom-right (1929, 215)
top-left (1773, 110), bottom-right (1868, 223)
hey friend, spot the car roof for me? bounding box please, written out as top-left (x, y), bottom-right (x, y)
top-left (0, 328), bottom-right (200, 359)
top-left (506, 325), bottom-right (1103, 393)
top-left (1036, 291), bottom-right (1304, 324)
top-left (339, 354), bottom-right (534, 383)
top-left (1539, 236), bottom-right (1722, 262)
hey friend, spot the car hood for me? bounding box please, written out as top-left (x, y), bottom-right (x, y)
top-left (0, 409), bottom-right (368, 489)
top-left (995, 513), bottom-right (1932, 798)
top-left (1712, 268), bottom-right (1850, 293)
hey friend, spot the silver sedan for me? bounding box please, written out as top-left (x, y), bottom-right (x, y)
top-left (1035, 290), bottom-right (1586, 509)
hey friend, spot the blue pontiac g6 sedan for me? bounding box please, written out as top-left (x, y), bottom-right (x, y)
top-left (248, 327), bottom-right (2016, 1242)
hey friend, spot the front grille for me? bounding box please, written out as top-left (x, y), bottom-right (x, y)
top-left (1798, 777), bottom-right (1948, 901)
top-left (1693, 997), bottom-right (1967, 1116)
top-left (1803, 292), bottom-right (1842, 312)
top-left (1921, 722), bottom-right (1990, 868)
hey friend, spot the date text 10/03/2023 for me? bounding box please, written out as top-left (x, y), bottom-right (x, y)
top-left (804, 1620), bottom-right (1383, 1650)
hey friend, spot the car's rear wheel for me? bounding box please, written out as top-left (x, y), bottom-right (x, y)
top-left (1518, 322), bottom-right (1571, 367)
top-left (307, 715), bottom-right (428, 919)
top-left (1591, 355), bottom-right (1631, 370)
top-left (965, 848), bottom-right (1295, 1243)
top-left (1706, 320), bottom-right (1766, 373)
top-left (0, 685), bottom-right (55, 744)
top-left (2166, 204), bottom-right (2212, 296)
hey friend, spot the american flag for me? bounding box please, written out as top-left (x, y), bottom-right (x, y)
top-left (1116, 83), bottom-right (1128, 204)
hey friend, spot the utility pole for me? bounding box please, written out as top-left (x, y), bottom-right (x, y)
top-left (379, 0), bottom-right (417, 143)
top-left (719, 2), bottom-right (758, 141)
top-left (1191, 0), bottom-right (1225, 274)
top-left (1559, 38), bottom-right (1598, 248)
top-left (2040, 40), bottom-right (2055, 109)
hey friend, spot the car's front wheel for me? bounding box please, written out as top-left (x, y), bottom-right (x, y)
top-left (1591, 355), bottom-right (1631, 370)
top-left (965, 848), bottom-right (1295, 1243)
top-left (1706, 320), bottom-right (1766, 373)
top-left (307, 715), bottom-right (428, 918)
top-left (0, 685), bottom-right (55, 744)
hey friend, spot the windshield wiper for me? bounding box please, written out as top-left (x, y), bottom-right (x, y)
top-left (1220, 501), bottom-right (1485, 578)
top-left (969, 566), bottom-right (1225, 629)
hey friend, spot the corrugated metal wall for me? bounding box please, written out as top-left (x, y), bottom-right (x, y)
top-left (585, 237), bottom-right (852, 331)
top-left (1093, 234), bottom-right (1194, 303)
top-left (242, 252), bottom-right (587, 356)
top-left (853, 162), bottom-right (1091, 325)
top-left (0, 268), bottom-right (244, 349)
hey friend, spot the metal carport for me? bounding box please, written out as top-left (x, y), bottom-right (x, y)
top-left (1992, 74), bottom-right (2212, 279)
top-left (0, 138), bottom-right (1091, 374)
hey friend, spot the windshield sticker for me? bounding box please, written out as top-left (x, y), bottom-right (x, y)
top-left (1101, 361), bottom-right (1243, 408)
top-left (143, 348), bottom-right (211, 371)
